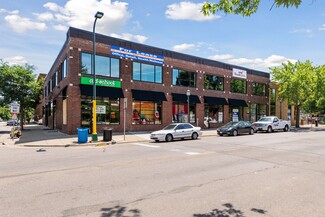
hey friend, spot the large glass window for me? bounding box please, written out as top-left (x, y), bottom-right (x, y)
top-left (204, 75), bottom-right (224, 91)
top-left (204, 104), bottom-right (224, 127)
top-left (172, 69), bottom-right (196, 87)
top-left (270, 88), bottom-right (276, 116)
top-left (252, 82), bottom-right (266, 96)
top-left (81, 97), bottom-right (120, 127)
top-left (132, 62), bottom-right (162, 83)
top-left (172, 103), bottom-right (196, 123)
top-left (248, 104), bottom-right (267, 122)
top-left (81, 52), bottom-right (120, 78)
top-left (230, 79), bottom-right (246, 94)
top-left (229, 106), bottom-right (244, 121)
top-left (132, 101), bottom-right (162, 124)
top-left (62, 58), bottom-right (67, 79)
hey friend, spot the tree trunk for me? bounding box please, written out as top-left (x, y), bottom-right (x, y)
top-left (295, 105), bottom-right (300, 128)
top-left (19, 104), bottom-right (24, 130)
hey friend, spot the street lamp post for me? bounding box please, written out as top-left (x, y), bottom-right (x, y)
top-left (92, 11), bottom-right (104, 142)
top-left (186, 90), bottom-right (190, 123)
top-left (279, 97), bottom-right (282, 119)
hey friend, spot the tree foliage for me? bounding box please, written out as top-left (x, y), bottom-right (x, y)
top-left (0, 60), bottom-right (43, 129)
top-left (271, 60), bottom-right (324, 127)
top-left (201, 0), bottom-right (302, 16)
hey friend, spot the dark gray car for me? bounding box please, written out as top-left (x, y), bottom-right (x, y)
top-left (217, 121), bottom-right (255, 136)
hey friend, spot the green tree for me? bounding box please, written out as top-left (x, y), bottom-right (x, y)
top-left (0, 60), bottom-right (43, 130)
top-left (271, 60), bottom-right (315, 128)
top-left (0, 105), bottom-right (11, 120)
top-left (201, 0), bottom-right (302, 16)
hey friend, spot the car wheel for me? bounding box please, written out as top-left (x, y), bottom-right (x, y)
top-left (267, 126), bottom-right (272, 133)
top-left (165, 134), bottom-right (173, 142)
top-left (233, 130), bottom-right (238, 136)
top-left (283, 125), bottom-right (289, 132)
top-left (155, 140), bottom-right (159, 142)
top-left (249, 128), bottom-right (254, 135)
top-left (218, 133), bottom-right (223, 136)
top-left (192, 132), bottom-right (198, 140)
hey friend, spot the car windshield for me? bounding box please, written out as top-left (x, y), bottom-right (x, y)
top-left (223, 122), bottom-right (238, 128)
top-left (163, 124), bottom-right (177, 130)
top-left (258, 117), bottom-right (273, 122)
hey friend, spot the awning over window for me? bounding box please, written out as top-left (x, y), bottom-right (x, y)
top-left (204, 96), bottom-right (228, 105)
top-left (79, 84), bottom-right (124, 98)
top-left (228, 98), bottom-right (248, 107)
top-left (132, 89), bottom-right (167, 102)
top-left (172, 93), bottom-right (201, 104)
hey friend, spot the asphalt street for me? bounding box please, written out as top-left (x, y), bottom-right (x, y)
top-left (1, 128), bottom-right (325, 217)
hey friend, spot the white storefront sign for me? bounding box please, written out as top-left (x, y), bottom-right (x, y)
top-left (232, 68), bottom-right (247, 79)
top-left (96, 105), bottom-right (106, 114)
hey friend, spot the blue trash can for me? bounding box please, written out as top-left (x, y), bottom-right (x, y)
top-left (77, 128), bottom-right (89, 143)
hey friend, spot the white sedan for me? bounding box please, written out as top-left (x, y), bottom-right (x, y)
top-left (150, 123), bottom-right (202, 142)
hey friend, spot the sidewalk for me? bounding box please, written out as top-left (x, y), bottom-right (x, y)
top-left (1, 123), bottom-right (324, 148)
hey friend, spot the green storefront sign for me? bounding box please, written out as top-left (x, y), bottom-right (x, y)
top-left (80, 76), bottom-right (121, 88)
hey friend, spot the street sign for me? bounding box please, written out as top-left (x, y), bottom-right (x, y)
top-left (10, 105), bottom-right (20, 113)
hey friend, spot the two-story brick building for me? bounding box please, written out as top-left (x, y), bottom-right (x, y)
top-left (42, 27), bottom-right (270, 134)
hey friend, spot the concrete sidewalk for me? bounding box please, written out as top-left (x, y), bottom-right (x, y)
top-left (1, 123), bottom-right (324, 148)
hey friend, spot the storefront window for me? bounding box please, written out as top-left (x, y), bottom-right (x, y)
top-left (204, 104), bottom-right (223, 124)
top-left (132, 101), bottom-right (162, 124)
top-left (230, 79), bottom-right (246, 94)
top-left (81, 52), bottom-right (120, 78)
top-left (172, 69), bottom-right (196, 88)
top-left (252, 82), bottom-right (266, 96)
top-left (247, 104), bottom-right (266, 122)
top-left (229, 106), bottom-right (244, 122)
top-left (172, 103), bottom-right (196, 123)
top-left (204, 75), bottom-right (224, 91)
top-left (81, 97), bottom-right (120, 127)
top-left (132, 62), bottom-right (162, 83)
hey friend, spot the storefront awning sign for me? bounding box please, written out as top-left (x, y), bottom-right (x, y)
top-left (80, 76), bottom-right (121, 88)
top-left (232, 68), bottom-right (247, 79)
top-left (110, 45), bottom-right (164, 65)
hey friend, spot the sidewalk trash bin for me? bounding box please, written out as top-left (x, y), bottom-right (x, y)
top-left (103, 128), bottom-right (112, 141)
top-left (77, 128), bottom-right (89, 143)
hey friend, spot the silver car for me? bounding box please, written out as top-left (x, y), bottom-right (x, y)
top-left (150, 123), bottom-right (202, 142)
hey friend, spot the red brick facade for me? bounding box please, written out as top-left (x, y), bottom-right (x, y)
top-left (43, 27), bottom-right (270, 134)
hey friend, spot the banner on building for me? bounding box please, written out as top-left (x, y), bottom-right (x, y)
top-left (232, 68), bottom-right (247, 79)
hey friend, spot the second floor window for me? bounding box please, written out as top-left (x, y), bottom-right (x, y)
top-left (81, 52), bottom-right (120, 78)
top-left (132, 62), bottom-right (162, 83)
top-left (62, 58), bottom-right (67, 79)
top-left (204, 74), bottom-right (224, 91)
top-left (172, 69), bottom-right (196, 87)
top-left (252, 82), bottom-right (266, 96)
top-left (230, 79), bottom-right (246, 94)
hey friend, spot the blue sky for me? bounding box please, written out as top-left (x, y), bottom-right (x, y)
top-left (1, 0), bottom-right (325, 75)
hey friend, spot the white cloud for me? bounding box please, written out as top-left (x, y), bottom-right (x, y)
top-left (319, 24), bottom-right (325, 31)
top-left (43, 2), bottom-right (64, 12)
top-left (290, 28), bottom-right (313, 37)
top-left (166, 2), bottom-right (219, 21)
top-left (34, 12), bottom-right (54, 21)
top-left (208, 54), bottom-right (297, 71)
top-left (53, 24), bottom-right (68, 31)
top-left (110, 33), bottom-right (148, 43)
top-left (4, 14), bottom-right (47, 33)
top-left (4, 56), bottom-right (28, 65)
top-left (172, 43), bottom-right (196, 52)
top-left (0, 8), bottom-right (19, 14)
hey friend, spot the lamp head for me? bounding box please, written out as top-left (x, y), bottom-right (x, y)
top-left (95, 11), bottom-right (104, 19)
top-left (186, 89), bottom-right (190, 96)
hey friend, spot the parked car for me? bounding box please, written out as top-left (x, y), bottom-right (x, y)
top-left (150, 123), bottom-right (202, 142)
top-left (217, 121), bottom-right (255, 136)
top-left (6, 119), bottom-right (17, 126)
top-left (252, 116), bottom-right (290, 133)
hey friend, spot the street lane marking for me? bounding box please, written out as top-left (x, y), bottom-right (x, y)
top-left (133, 143), bottom-right (161, 148)
top-left (185, 152), bottom-right (200, 155)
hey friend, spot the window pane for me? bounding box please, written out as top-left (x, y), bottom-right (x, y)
top-left (155, 66), bottom-right (162, 83)
top-left (133, 62), bottom-right (141, 80)
top-left (204, 75), bottom-right (224, 91)
top-left (96, 55), bottom-right (109, 76)
top-left (141, 64), bottom-right (155, 82)
top-left (230, 79), bottom-right (246, 94)
top-left (110, 58), bottom-right (120, 78)
top-left (172, 69), bottom-right (178, 85)
top-left (81, 53), bottom-right (91, 74)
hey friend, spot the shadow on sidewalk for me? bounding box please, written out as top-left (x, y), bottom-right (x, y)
top-left (14, 124), bottom-right (75, 144)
